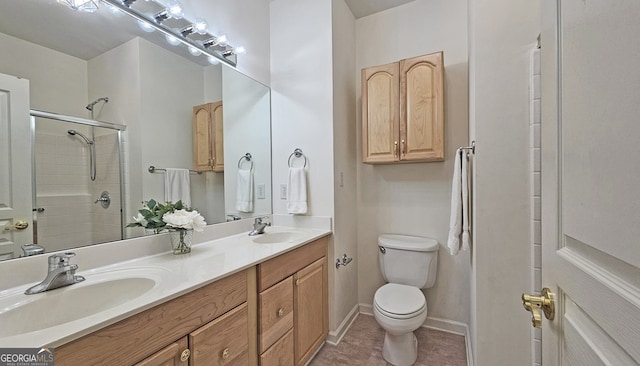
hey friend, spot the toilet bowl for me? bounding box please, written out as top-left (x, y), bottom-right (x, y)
top-left (373, 234), bottom-right (439, 366)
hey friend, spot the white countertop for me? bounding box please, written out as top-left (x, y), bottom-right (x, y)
top-left (0, 226), bottom-right (331, 348)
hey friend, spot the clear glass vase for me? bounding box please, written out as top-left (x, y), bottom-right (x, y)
top-left (169, 229), bottom-right (193, 254)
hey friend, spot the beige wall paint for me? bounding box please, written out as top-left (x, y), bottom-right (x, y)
top-left (469, 0), bottom-right (540, 364)
top-left (355, 0), bottom-right (470, 325)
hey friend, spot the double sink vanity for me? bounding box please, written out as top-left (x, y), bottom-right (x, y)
top-left (0, 223), bottom-right (331, 366)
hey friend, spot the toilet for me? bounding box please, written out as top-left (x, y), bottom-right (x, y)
top-left (373, 234), bottom-right (439, 366)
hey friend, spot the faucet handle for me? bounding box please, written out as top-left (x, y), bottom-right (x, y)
top-left (48, 252), bottom-right (76, 268)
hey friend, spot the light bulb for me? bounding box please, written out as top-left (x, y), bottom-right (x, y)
top-left (165, 34), bottom-right (181, 46)
top-left (193, 18), bottom-right (208, 35)
top-left (207, 56), bottom-right (220, 65)
top-left (188, 46), bottom-right (202, 56)
top-left (233, 46), bottom-right (246, 55)
top-left (138, 19), bottom-right (155, 33)
top-left (216, 35), bottom-right (228, 47)
top-left (166, 0), bottom-right (184, 19)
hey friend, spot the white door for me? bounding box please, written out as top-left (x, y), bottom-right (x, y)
top-left (541, 0), bottom-right (640, 364)
top-left (0, 73), bottom-right (33, 260)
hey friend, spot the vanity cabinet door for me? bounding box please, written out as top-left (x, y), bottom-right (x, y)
top-left (293, 258), bottom-right (327, 366)
top-left (135, 337), bottom-right (190, 366)
top-left (193, 101), bottom-right (224, 172)
top-left (190, 303), bottom-right (249, 366)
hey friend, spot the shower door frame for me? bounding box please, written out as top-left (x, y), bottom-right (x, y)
top-left (29, 109), bottom-right (127, 243)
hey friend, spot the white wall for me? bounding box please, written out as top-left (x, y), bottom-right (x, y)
top-left (0, 32), bottom-right (87, 117)
top-left (331, 0), bottom-right (359, 334)
top-left (469, 0), bottom-right (540, 364)
top-left (355, 0), bottom-right (470, 326)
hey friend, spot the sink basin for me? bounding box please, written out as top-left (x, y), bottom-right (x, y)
top-left (252, 231), bottom-right (305, 244)
top-left (0, 268), bottom-right (164, 337)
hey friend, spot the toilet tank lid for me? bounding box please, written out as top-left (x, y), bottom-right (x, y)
top-left (378, 234), bottom-right (439, 252)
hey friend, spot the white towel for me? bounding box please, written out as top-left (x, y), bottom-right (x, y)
top-left (164, 168), bottom-right (191, 207)
top-left (287, 167), bottom-right (307, 214)
top-left (461, 149), bottom-right (471, 251)
top-left (236, 168), bottom-right (254, 212)
top-left (447, 149), bottom-right (467, 255)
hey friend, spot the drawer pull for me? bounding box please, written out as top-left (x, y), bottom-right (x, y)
top-left (180, 349), bottom-right (190, 362)
top-left (222, 348), bottom-right (230, 360)
top-left (277, 308), bottom-right (284, 317)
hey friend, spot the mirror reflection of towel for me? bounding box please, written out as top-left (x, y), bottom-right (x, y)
top-left (164, 168), bottom-right (191, 207)
top-left (287, 167), bottom-right (307, 214)
top-left (236, 168), bottom-right (254, 212)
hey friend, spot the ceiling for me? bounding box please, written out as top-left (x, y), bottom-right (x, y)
top-left (344, 0), bottom-right (416, 19)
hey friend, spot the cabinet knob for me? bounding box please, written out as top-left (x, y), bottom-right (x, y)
top-left (401, 139), bottom-right (406, 156)
top-left (295, 279), bottom-right (300, 286)
top-left (277, 308), bottom-right (284, 317)
top-left (222, 348), bottom-right (230, 360)
top-left (180, 349), bottom-right (190, 362)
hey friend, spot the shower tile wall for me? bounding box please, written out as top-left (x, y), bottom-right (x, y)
top-left (529, 48), bottom-right (542, 366)
top-left (35, 130), bottom-right (121, 252)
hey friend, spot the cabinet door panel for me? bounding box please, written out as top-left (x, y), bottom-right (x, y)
top-left (362, 62), bottom-right (400, 163)
top-left (135, 337), bottom-right (189, 366)
top-left (193, 103), bottom-right (213, 171)
top-left (260, 329), bottom-right (294, 366)
top-left (294, 258), bottom-right (327, 366)
top-left (211, 102), bottom-right (224, 172)
top-left (190, 303), bottom-right (249, 366)
top-left (259, 276), bottom-right (293, 353)
top-left (400, 52), bottom-right (444, 162)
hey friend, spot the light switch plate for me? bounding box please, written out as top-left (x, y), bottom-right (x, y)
top-left (257, 184), bottom-right (265, 199)
top-left (280, 184), bottom-right (287, 200)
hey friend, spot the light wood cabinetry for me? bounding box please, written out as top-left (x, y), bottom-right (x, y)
top-left (55, 268), bottom-right (255, 366)
top-left (257, 237), bottom-right (328, 366)
top-left (135, 337), bottom-right (189, 366)
top-left (193, 101), bottom-right (224, 172)
top-left (362, 51), bottom-right (444, 164)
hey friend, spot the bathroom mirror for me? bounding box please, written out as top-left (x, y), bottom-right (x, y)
top-left (0, 0), bottom-right (272, 261)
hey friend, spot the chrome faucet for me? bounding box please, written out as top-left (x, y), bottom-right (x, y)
top-left (248, 217), bottom-right (271, 236)
top-left (25, 252), bottom-right (85, 295)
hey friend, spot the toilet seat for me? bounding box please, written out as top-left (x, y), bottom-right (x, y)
top-left (374, 283), bottom-right (426, 319)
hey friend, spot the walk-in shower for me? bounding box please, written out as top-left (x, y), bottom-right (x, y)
top-left (68, 129), bottom-right (96, 181)
top-left (30, 109), bottom-right (126, 253)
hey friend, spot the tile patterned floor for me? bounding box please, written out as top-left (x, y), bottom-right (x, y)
top-left (309, 314), bottom-right (467, 366)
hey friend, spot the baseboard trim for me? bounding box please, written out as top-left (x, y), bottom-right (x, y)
top-left (326, 304), bottom-right (359, 346)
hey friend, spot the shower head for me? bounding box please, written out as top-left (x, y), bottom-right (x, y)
top-left (67, 129), bottom-right (93, 145)
top-left (86, 97), bottom-right (109, 111)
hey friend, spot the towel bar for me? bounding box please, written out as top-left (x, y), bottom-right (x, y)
top-left (288, 148), bottom-right (307, 167)
top-left (148, 166), bottom-right (201, 174)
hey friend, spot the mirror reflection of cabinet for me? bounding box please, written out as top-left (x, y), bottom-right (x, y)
top-left (193, 101), bottom-right (224, 172)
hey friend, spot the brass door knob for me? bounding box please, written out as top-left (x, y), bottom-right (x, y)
top-left (277, 308), bottom-right (284, 317)
top-left (522, 287), bottom-right (555, 328)
top-left (4, 220), bottom-right (29, 231)
top-left (180, 349), bottom-right (190, 362)
top-left (221, 347), bottom-right (230, 359)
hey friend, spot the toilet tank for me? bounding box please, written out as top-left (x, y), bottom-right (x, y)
top-left (378, 234), bottom-right (439, 289)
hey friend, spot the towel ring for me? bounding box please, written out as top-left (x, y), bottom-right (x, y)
top-left (288, 148), bottom-right (307, 168)
top-left (238, 153), bottom-right (253, 170)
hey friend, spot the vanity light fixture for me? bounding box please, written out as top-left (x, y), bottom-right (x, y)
top-left (56, 0), bottom-right (243, 65)
top-left (57, 0), bottom-right (99, 12)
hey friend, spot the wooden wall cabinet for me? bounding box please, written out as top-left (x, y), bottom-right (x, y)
top-left (362, 51), bottom-right (444, 164)
top-left (257, 237), bottom-right (328, 366)
top-left (193, 101), bottom-right (224, 172)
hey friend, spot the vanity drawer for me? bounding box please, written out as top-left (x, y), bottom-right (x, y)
top-left (260, 329), bottom-right (294, 366)
top-left (259, 276), bottom-right (293, 353)
top-left (190, 302), bottom-right (249, 365)
top-left (257, 237), bottom-right (327, 291)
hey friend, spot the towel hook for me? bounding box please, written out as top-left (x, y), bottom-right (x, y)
top-left (237, 153), bottom-right (254, 170)
top-left (288, 148), bottom-right (307, 168)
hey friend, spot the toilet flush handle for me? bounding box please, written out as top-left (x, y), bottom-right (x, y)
top-left (379, 246), bottom-right (386, 254)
